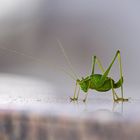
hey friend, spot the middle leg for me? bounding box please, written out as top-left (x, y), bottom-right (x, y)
top-left (83, 92), bottom-right (89, 102)
top-left (83, 81), bottom-right (91, 102)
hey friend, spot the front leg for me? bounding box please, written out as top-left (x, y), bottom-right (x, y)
top-left (70, 82), bottom-right (79, 101)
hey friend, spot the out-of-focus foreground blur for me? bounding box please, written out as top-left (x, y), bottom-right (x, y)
top-left (0, 1), bottom-right (140, 140)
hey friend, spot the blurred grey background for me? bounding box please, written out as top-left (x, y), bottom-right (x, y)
top-left (0, 0), bottom-right (139, 99)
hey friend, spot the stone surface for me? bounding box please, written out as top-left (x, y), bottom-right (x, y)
top-left (0, 74), bottom-right (139, 140)
top-left (0, 111), bottom-right (140, 140)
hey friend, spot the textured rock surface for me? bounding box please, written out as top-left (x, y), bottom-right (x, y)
top-left (0, 111), bottom-right (140, 140)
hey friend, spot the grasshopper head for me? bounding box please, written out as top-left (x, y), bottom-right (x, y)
top-left (77, 77), bottom-right (90, 93)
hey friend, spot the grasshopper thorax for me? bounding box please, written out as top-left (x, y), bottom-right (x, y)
top-left (76, 77), bottom-right (90, 93)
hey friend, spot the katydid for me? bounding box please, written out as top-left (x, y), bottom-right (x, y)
top-left (0, 41), bottom-right (129, 103)
top-left (57, 41), bottom-right (128, 102)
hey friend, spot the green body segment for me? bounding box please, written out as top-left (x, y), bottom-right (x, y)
top-left (79, 74), bottom-right (123, 93)
top-left (90, 74), bottom-right (112, 92)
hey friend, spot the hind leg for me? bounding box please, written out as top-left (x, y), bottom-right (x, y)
top-left (112, 51), bottom-right (128, 102)
top-left (111, 79), bottom-right (128, 102)
top-left (116, 51), bottom-right (128, 101)
top-left (100, 50), bottom-right (128, 102)
top-left (91, 56), bottom-right (105, 75)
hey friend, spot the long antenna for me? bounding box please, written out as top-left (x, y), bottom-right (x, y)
top-left (0, 45), bottom-right (76, 80)
top-left (57, 39), bottom-right (78, 79)
top-left (61, 68), bottom-right (76, 80)
top-left (0, 41), bottom-right (77, 80)
top-left (0, 46), bottom-right (43, 63)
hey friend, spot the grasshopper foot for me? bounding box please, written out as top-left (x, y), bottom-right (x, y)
top-left (70, 97), bottom-right (78, 101)
top-left (83, 99), bottom-right (86, 103)
top-left (114, 98), bottom-right (129, 102)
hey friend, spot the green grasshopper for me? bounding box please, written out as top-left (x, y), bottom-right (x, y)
top-left (0, 41), bottom-right (129, 103)
top-left (58, 41), bottom-right (129, 102)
